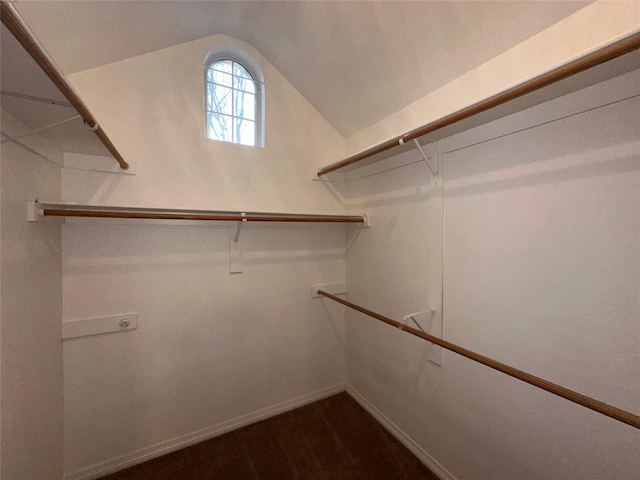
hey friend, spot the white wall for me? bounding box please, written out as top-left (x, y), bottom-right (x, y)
top-left (32, 10), bottom-right (640, 479)
top-left (63, 33), bottom-right (346, 214)
top-left (344, 69), bottom-right (640, 479)
top-left (346, 1), bottom-right (640, 156)
top-left (0, 111), bottom-right (63, 479)
top-left (62, 222), bottom-right (346, 476)
top-left (57, 35), bottom-right (350, 478)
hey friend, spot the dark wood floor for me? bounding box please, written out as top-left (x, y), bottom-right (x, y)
top-left (103, 392), bottom-right (438, 479)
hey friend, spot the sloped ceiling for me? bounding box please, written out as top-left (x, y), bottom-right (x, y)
top-left (10, 0), bottom-right (591, 137)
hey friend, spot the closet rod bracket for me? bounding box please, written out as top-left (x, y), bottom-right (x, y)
top-left (234, 214), bottom-right (247, 243)
top-left (402, 310), bottom-right (435, 334)
top-left (412, 139), bottom-right (437, 177)
top-left (27, 201), bottom-right (62, 223)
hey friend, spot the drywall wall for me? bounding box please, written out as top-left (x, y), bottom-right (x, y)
top-left (346, 1), bottom-right (640, 156)
top-left (58, 35), bottom-right (350, 477)
top-left (62, 33), bottom-right (346, 214)
top-left (62, 222), bottom-right (347, 477)
top-left (344, 69), bottom-right (640, 479)
top-left (0, 110), bottom-right (63, 479)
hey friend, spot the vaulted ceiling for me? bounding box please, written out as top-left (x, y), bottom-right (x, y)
top-left (5, 1), bottom-right (590, 141)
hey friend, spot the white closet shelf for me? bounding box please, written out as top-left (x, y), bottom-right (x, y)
top-left (27, 200), bottom-right (370, 226)
top-left (1, 3), bottom-right (129, 170)
top-left (316, 32), bottom-right (640, 179)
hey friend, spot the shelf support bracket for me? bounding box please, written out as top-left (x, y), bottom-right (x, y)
top-left (402, 310), bottom-right (442, 366)
top-left (1, 90), bottom-right (74, 108)
top-left (234, 213), bottom-right (247, 243)
top-left (412, 139), bottom-right (437, 177)
top-left (1, 115), bottom-right (81, 145)
top-left (402, 310), bottom-right (433, 333)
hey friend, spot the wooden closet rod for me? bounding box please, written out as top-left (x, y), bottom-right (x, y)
top-left (0, 1), bottom-right (130, 170)
top-left (317, 31), bottom-right (640, 176)
top-left (317, 290), bottom-right (640, 430)
top-left (42, 209), bottom-right (365, 223)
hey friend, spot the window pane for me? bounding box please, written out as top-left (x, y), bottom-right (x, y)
top-left (234, 90), bottom-right (255, 121)
top-left (207, 84), bottom-right (233, 115)
top-left (205, 57), bottom-right (261, 147)
top-left (233, 74), bottom-right (256, 94)
top-left (212, 60), bottom-right (232, 74)
top-left (234, 118), bottom-right (256, 146)
top-left (208, 68), bottom-right (232, 87)
top-left (233, 62), bottom-right (252, 79)
top-left (207, 113), bottom-right (232, 142)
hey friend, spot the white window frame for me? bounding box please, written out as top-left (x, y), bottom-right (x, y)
top-left (204, 46), bottom-right (265, 147)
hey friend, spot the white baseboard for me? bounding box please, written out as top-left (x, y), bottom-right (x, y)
top-left (346, 384), bottom-right (457, 480)
top-left (65, 383), bottom-right (345, 480)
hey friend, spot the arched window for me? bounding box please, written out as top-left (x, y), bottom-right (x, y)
top-left (205, 47), bottom-right (264, 147)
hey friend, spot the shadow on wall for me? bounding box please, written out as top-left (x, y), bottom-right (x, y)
top-left (62, 222), bottom-right (346, 276)
top-left (317, 179), bottom-right (348, 210)
top-left (319, 298), bottom-right (346, 348)
top-left (345, 224), bottom-right (363, 255)
top-left (346, 162), bottom-right (436, 210)
top-left (445, 142), bottom-right (639, 200)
